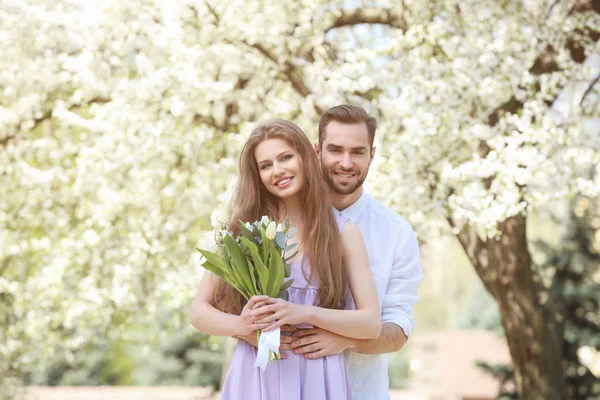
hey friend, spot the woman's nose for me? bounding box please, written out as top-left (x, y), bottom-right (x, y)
top-left (273, 162), bottom-right (285, 176)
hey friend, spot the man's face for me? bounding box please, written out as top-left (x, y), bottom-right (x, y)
top-left (316, 120), bottom-right (375, 195)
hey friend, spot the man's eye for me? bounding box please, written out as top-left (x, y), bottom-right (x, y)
top-left (331, 149), bottom-right (340, 153)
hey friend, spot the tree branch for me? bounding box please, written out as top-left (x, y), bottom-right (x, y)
top-left (486, 5), bottom-right (599, 126)
top-left (203, 1), bottom-right (220, 24)
top-left (569, 0), bottom-right (600, 15)
top-left (1, 96), bottom-right (109, 147)
top-left (242, 41), bottom-right (323, 115)
top-left (325, 7), bottom-right (407, 33)
top-left (528, 47), bottom-right (560, 75)
top-left (487, 95), bottom-right (524, 127)
top-left (0, 109), bottom-right (51, 147)
top-left (580, 71), bottom-right (600, 106)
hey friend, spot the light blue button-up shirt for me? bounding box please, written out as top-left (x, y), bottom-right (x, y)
top-left (335, 191), bottom-right (424, 400)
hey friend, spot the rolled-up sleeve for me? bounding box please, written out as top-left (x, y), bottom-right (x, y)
top-left (381, 220), bottom-right (424, 338)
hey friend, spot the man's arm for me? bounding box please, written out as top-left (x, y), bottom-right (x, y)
top-left (290, 322), bottom-right (406, 358)
top-left (350, 322), bottom-right (407, 354)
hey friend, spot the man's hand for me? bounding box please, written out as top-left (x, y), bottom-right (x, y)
top-left (290, 327), bottom-right (355, 359)
top-left (235, 325), bottom-right (297, 359)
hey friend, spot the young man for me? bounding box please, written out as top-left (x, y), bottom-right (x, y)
top-left (286, 104), bottom-right (423, 399)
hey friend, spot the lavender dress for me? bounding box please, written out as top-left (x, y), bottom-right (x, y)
top-left (220, 215), bottom-right (352, 400)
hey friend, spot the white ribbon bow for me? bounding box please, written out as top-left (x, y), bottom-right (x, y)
top-left (254, 328), bottom-right (281, 371)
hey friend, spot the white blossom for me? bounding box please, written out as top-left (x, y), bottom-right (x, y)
top-left (1, 0), bottom-right (598, 387)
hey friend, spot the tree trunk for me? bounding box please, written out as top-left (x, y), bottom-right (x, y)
top-left (453, 214), bottom-right (568, 399)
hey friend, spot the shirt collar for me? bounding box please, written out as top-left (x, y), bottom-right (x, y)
top-left (334, 190), bottom-right (368, 223)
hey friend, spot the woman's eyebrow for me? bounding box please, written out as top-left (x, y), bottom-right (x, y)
top-left (257, 151), bottom-right (289, 165)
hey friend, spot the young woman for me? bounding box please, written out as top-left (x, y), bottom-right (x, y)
top-left (189, 119), bottom-right (380, 399)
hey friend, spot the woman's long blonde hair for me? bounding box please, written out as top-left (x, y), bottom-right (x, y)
top-left (213, 119), bottom-right (347, 314)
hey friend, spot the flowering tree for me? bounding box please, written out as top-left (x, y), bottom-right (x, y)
top-left (1, 0), bottom-right (599, 398)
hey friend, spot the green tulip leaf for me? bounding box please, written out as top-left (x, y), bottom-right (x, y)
top-left (241, 236), bottom-right (270, 293)
top-left (266, 246), bottom-right (285, 298)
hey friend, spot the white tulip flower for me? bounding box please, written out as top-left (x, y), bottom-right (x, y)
top-left (266, 221), bottom-right (277, 240)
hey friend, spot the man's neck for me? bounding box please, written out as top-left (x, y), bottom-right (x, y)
top-left (330, 187), bottom-right (363, 212)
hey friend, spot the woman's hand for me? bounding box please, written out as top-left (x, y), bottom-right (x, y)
top-left (234, 295), bottom-right (274, 337)
top-left (255, 298), bottom-right (310, 332)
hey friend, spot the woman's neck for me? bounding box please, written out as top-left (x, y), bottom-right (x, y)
top-left (279, 197), bottom-right (304, 252)
top-left (279, 196), bottom-right (303, 228)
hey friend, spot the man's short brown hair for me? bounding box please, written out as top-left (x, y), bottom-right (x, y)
top-left (318, 104), bottom-right (378, 147)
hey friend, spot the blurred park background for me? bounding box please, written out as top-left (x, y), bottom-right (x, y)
top-left (1, 0), bottom-right (599, 399)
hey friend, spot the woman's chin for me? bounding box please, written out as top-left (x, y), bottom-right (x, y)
top-left (271, 187), bottom-right (301, 200)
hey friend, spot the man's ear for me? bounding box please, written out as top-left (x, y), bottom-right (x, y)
top-left (314, 143), bottom-right (321, 156)
top-left (370, 146), bottom-right (376, 163)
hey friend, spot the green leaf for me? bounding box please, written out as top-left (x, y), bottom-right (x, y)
top-left (195, 248), bottom-right (230, 275)
top-left (287, 227), bottom-right (297, 239)
top-left (279, 279), bottom-right (294, 291)
top-left (245, 258), bottom-right (259, 295)
top-left (196, 248), bottom-right (241, 287)
top-left (239, 221), bottom-right (260, 246)
top-left (223, 234), bottom-right (256, 296)
top-left (241, 237), bottom-right (270, 294)
top-left (228, 280), bottom-right (250, 300)
top-left (239, 237), bottom-right (259, 293)
top-left (275, 232), bottom-right (287, 248)
top-left (285, 243), bottom-right (297, 252)
top-left (201, 262), bottom-right (248, 300)
top-left (200, 261), bottom-right (228, 280)
top-left (284, 262), bottom-right (291, 277)
top-left (239, 220), bottom-right (254, 232)
top-left (264, 242), bottom-right (271, 269)
top-left (266, 246), bottom-right (285, 298)
top-left (253, 227), bottom-right (262, 241)
top-left (277, 290), bottom-right (288, 301)
top-left (219, 241), bottom-right (231, 266)
top-left (259, 225), bottom-right (270, 261)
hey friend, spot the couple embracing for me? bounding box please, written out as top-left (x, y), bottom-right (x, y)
top-left (190, 105), bottom-right (424, 400)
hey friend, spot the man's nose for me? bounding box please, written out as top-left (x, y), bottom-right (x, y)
top-left (339, 153), bottom-right (353, 169)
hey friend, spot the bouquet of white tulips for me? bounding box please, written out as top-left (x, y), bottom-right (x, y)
top-left (195, 216), bottom-right (297, 370)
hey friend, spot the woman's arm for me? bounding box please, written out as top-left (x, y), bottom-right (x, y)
top-left (189, 271), bottom-right (272, 337)
top-left (307, 221), bottom-right (381, 338)
top-left (259, 222), bottom-right (381, 339)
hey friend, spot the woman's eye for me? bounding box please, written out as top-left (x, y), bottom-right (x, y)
top-left (260, 164), bottom-right (271, 170)
top-left (282, 154), bottom-right (292, 161)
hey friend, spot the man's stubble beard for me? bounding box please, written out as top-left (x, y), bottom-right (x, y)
top-left (320, 161), bottom-right (369, 195)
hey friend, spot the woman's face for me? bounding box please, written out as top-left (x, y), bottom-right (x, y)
top-left (254, 138), bottom-right (305, 200)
